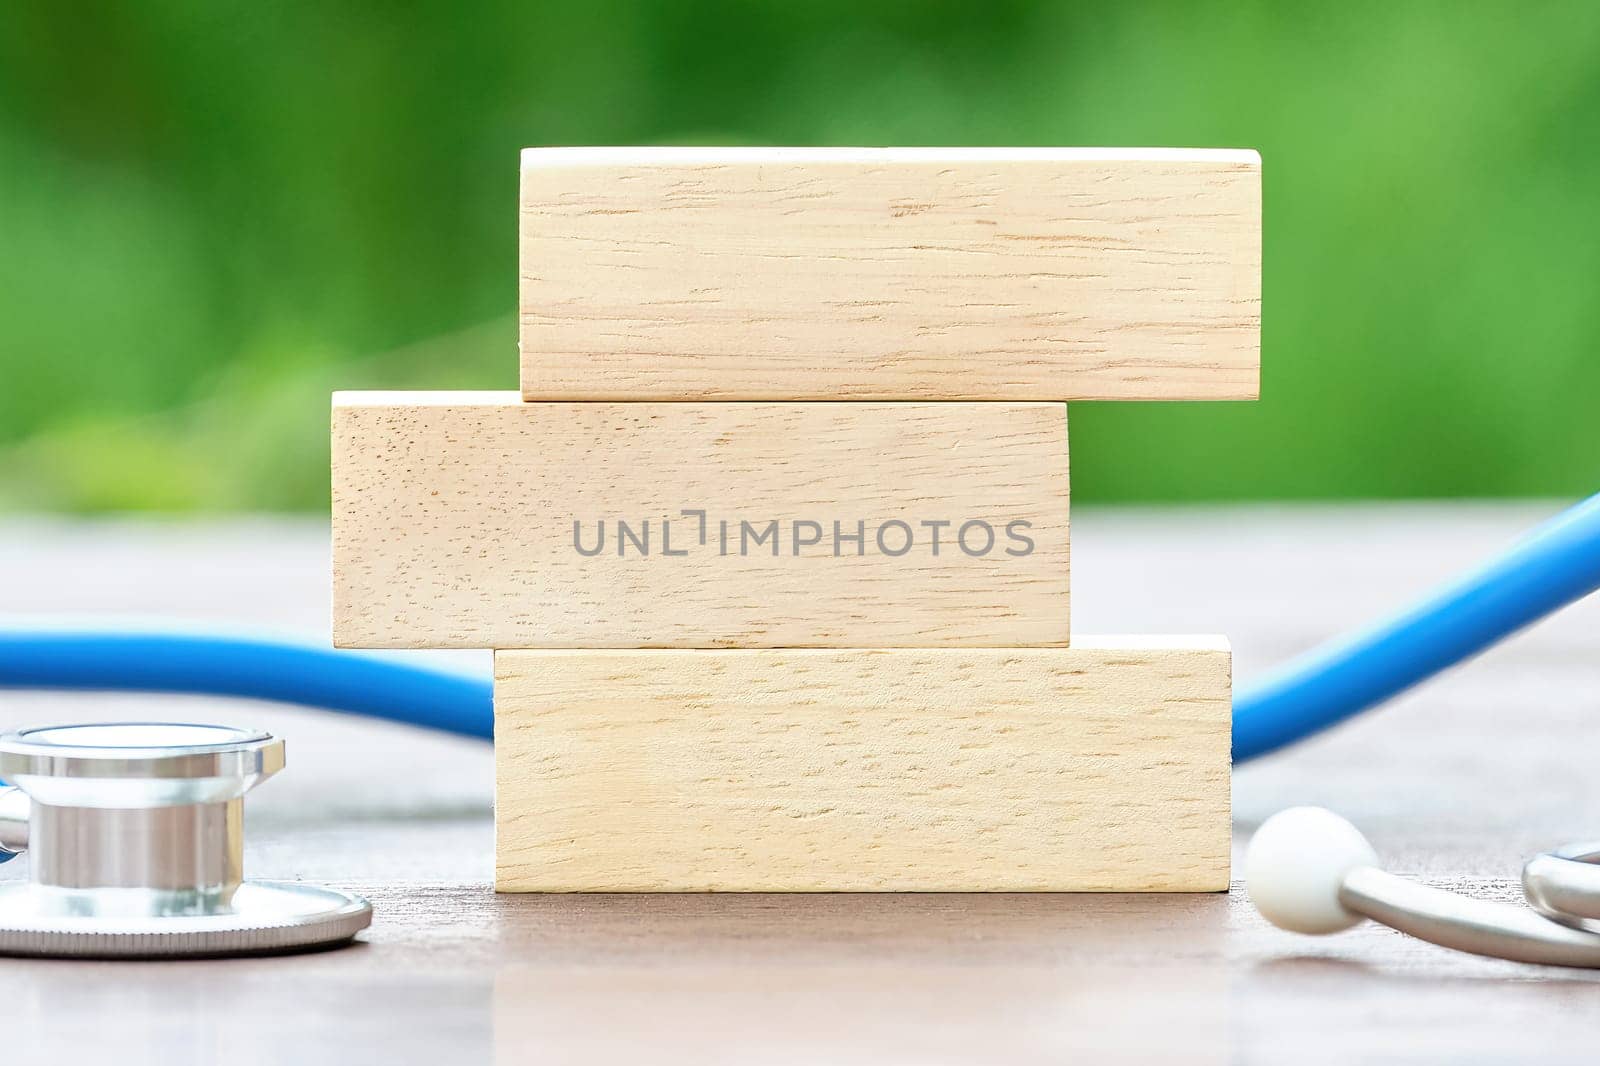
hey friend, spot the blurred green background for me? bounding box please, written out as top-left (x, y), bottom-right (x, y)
top-left (2, 1), bottom-right (1596, 512)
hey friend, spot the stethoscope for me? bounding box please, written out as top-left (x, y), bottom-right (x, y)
top-left (1247, 807), bottom-right (1600, 968)
top-left (0, 494), bottom-right (1595, 960)
top-left (7, 719), bottom-right (1600, 968)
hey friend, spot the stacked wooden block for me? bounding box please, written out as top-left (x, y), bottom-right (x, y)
top-left (332, 147), bottom-right (1260, 892)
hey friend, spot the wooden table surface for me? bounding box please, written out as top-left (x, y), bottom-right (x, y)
top-left (1, 503), bottom-right (1596, 1064)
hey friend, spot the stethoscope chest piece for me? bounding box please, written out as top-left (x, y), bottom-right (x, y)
top-left (0, 722), bottom-right (371, 959)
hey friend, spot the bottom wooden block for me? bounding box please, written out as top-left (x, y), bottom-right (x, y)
top-left (494, 640), bottom-right (1232, 892)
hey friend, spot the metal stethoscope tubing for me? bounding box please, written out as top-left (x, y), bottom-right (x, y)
top-left (1248, 808), bottom-right (1600, 968)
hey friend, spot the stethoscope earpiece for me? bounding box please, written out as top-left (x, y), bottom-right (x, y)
top-left (1244, 806), bottom-right (1377, 935)
top-left (1247, 807), bottom-right (1600, 968)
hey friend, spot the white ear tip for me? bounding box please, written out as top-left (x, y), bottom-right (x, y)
top-left (1245, 806), bottom-right (1380, 935)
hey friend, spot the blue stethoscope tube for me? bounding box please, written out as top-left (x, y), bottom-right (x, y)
top-left (0, 634), bottom-right (493, 740)
top-left (1232, 492), bottom-right (1600, 761)
top-left (0, 493), bottom-right (1596, 762)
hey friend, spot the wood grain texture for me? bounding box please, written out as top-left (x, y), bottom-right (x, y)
top-left (519, 146), bottom-right (1260, 401)
top-left (495, 639), bottom-right (1231, 892)
top-left (332, 392), bottom-right (1069, 649)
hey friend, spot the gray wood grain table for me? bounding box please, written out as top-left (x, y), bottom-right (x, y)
top-left (0, 504), bottom-right (1595, 1064)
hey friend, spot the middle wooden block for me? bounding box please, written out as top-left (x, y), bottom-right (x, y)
top-left (332, 392), bottom-right (1070, 649)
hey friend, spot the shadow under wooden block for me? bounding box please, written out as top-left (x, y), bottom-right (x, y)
top-left (520, 146), bottom-right (1260, 401)
top-left (494, 640), bottom-right (1231, 892)
top-left (332, 393), bottom-right (1069, 649)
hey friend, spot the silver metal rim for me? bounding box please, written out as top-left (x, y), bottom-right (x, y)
top-left (0, 880), bottom-right (372, 959)
top-left (0, 723), bottom-right (284, 783)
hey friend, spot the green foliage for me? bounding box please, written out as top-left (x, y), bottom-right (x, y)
top-left (1, 0), bottom-right (1597, 510)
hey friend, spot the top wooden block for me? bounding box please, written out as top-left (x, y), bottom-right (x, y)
top-left (520, 146), bottom-right (1260, 401)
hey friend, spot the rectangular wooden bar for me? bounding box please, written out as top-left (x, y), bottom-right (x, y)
top-left (494, 641), bottom-right (1231, 892)
top-left (332, 393), bottom-right (1069, 649)
top-left (520, 146), bottom-right (1260, 401)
